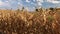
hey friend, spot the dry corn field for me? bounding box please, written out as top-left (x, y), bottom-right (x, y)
top-left (0, 8), bottom-right (60, 34)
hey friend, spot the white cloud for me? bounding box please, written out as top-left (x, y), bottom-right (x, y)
top-left (47, 0), bottom-right (60, 3)
top-left (18, 2), bottom-right (23, 7)
top-left (5, 1), bottom-right (9, 2)
top-left (38, 2), bottom-right (42, 6)
top-left (18, 2), bottom-right (20, 5)
top-left (36, 0), bottom-right (43, 6)
top-left (37, 0), bottom-right (44, 3)
top-left (0, 0), bottom-right (10, 7)
top-left (26, 0), bottom-right (30, 3)
top-left (0, 1), bottom-right (4, 5)
top-left (51, 1), bottom-right (60, 3)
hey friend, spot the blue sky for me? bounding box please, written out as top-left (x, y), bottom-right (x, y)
top-left (0, 0), bottom-right (60, 11)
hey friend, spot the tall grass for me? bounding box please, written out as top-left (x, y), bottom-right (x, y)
top-left (0, 8), bottom-right (60, 34)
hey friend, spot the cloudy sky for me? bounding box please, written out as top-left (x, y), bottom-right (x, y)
top-left (0, 0), bottom-right (60, 11)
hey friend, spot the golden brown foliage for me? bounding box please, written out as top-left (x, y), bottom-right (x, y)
top-left (0, 8), bottom-right (60, 34)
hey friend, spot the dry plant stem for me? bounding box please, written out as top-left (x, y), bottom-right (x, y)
top-left (53, 13), bottom-right (58, 24)
top-left (43, 10), bottom-right (47, 25)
